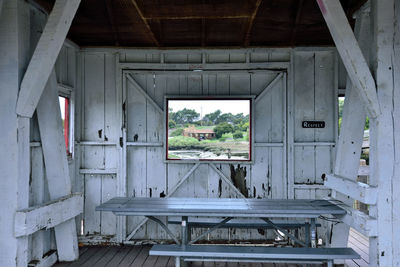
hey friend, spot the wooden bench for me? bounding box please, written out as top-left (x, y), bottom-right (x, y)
top-left (150, 244), bottom-right (360, 267)
top-left (168, 218), bottom-right (321, 229)
top-left (168, 218), bottom-right (321, 245)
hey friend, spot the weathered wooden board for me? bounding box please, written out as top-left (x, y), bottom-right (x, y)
top-left (15, 194), bottom-right (83, 237)
top-left (37, 71), bottom-right (79, 261)
top-left (78, 48), bottom-right (336, 245)
top-left (16, 0), bottom-right (81, 117)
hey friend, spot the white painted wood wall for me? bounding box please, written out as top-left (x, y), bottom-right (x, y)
top-left (0, 1), bottom-right (80, 265)
top-left (28, 5), bottom-right (79, 264)
top-left (77, 48), bottom-right (337, 244)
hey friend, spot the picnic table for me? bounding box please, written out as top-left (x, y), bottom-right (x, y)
top-left (96, 197), bottom-right (358, 267)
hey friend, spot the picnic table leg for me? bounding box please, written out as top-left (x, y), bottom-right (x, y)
top-left (175, 256), bottom-right (181, 267)
top-left (187, 225), bottom-right (191, 242)
top-left (181, 216), bottom-right (189, 267)
top-left (304, 222), bottom-right (312, 267)
top-left (304, 222), bottom-right (310, 247)
top-left (310, 218), bottom-right (317, 248)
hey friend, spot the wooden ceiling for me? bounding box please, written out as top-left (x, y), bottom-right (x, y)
top-left (35, 0), bottom-right (367, 47)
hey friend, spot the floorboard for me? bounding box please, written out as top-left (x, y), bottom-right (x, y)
top-left (52, 229), bottom-right (370, 267)
top-left (347, 228), bottom-right (369, 267)
top-left (105, 246), bottom-right (134, 267)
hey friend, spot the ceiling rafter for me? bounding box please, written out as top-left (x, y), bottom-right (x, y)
top-left (201, 18), bottom-right (206, 47)
top-left (130, 0), bottom-right (160, 47)
top-left (105, 0), bottom-right (120, 46)
top-left (243, 0), bottom-right (262, 47)
top-left (290, 0), bottom-right (305, 46)
top-left (143, 15), bottom-right (250, 20)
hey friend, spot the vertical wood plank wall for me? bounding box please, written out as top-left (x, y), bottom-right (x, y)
top-left (28, 5), bottom-right (79, 263)
top-left (77, 48), bottom-right (337, 244)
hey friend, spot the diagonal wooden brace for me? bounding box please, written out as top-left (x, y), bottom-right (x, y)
top-left (16, 0), bottom-right (80, 118)
top-left (36, 71), bottom-right (79, 261)
top-left (316, 0), bottom-right (380, 119)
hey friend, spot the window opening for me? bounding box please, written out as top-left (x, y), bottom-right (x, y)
top-left (166, 98), bottom-right (252, 161)
top-left (59, 96), bottom-right (71, 155)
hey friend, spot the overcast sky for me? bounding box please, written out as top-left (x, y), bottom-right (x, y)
top-left (59, 97), bottom-right (65, 120)
top-left (169, 100), bottom-right (250, 118)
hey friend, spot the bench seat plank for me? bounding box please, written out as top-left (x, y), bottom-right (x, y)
top-left (168, 218), bottom-right (321, 229)
top-left (150, 245), bottom-right (360, 260)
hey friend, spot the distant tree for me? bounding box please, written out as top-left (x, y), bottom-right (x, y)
top-left (168, 119), bottom-right (176, 129)
top-left (170, 128), bottom-right (184, 137)
top-left (233, 113), bottom-right (245, 124)
top-left (241, 121), bottom-right (249, 131)
top-left (233, 131), bottom-right (243, 139)
top-left (171, 108), bottom-right (200, 125)
top-left (214, 122), bottom-right (234, 139)
top-left (216, 113), bottom-right (235, 124)
top-left (203, 110), bottom-right (222, 125)
top-left (168, 107), bottom-right (176, 126)
top-left (338, 98), bottom-right (344, 118)
top-left (338, 98), bottom-right (344, 131)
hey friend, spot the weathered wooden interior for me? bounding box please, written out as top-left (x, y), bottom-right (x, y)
top-left (0, 0), bottom-right (399, 266)
top-left (33, 0), bottom-right (367, 47)
top-left (52, 230), bottom-right (370, 267)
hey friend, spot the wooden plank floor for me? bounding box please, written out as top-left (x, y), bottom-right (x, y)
top-left (53, 229), bottom-right (368, 267)
top-left (53, 246), bottom-right (304, 267)
top-left (346, 228), bottom-right (369, 267)
top-left (52, 245), bottom-right (307, 267)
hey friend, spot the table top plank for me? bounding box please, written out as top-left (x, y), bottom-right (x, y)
top-left (96, 197), bottom-right (346, 218)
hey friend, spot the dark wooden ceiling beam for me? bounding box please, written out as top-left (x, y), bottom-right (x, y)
top-left (144, 15), bottom-right (250, 20)
top-left (243, 0), bottom-right (262, 47)
top-left (290, 0), bottom-right (305, 46)
top-left (201, 18), bottom-right (206, 47)
top-left (105, 0), bottom-right (120, 46)
top-left (130, 0), bottom-right (160, 47)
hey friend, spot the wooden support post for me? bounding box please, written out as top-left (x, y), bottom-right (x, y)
top-left (16, 0), bottom-right (80, 118)
top-left (0, 1), bottom-right (30, 266)
top-left (36, 71), bottom-right (79, 261)
top-left (316, 0), bottom-right (380, 119)
top-left (370, 1), bottom-right (396, 265)
top-left (391, 2), bottom-right (400, 266)
top-left (327, 6), bottom-right (372, 256)
top-left (30, 147), bottom-right (46, 262)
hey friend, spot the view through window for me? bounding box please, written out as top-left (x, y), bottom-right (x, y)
top-left (59, 96), bottom-right (71, 155)
top-left (166, 98), bottom-right (251, 161)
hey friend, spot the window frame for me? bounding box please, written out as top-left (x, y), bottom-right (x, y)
top-left (164, 95), bottom-right (255, 164)
top-left (58, 84), bottom-right (75, 158)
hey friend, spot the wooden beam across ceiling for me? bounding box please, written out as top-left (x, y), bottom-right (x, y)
top-left (201, 18), bottom-right (206, 47)
top-left (243, 0), bottom-right (262, 46)
top-left (290, 0), bottom-right (305, 46)
top-left (144, 15), bottom-right (250, 20)
top-left (105, 0), bottom-right (120, 46)
top-left (0, 0), bottom-right (3, 17)
top-left (130, 0), bottom-right (160, 47)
